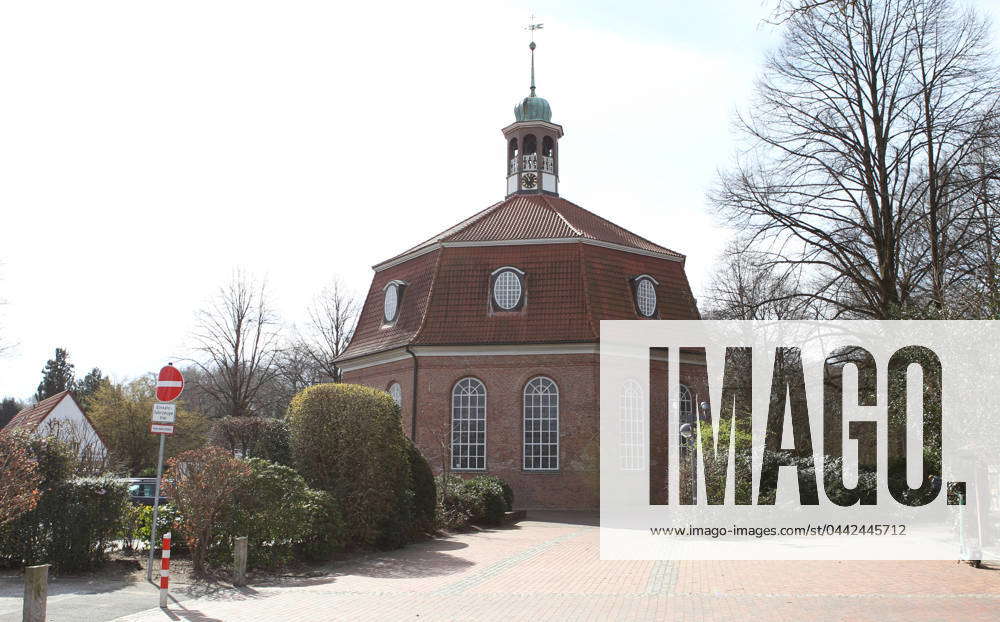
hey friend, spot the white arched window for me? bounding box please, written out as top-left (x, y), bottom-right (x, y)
top-left (451, 378), bottom-right (486, 470)
top-left (619, 379), bottom-right (645, 471)
top-left (524, 377), bottom-right (559, 470)
top-left (388, 382), bottom-right (402, 407)
top-left (679, 384), bottom-right (694, 422)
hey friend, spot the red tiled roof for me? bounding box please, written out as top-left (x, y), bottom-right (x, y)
top-left (338, 194), bottom-right (698, 363)
top-left (378, 194), bottom-right (682, 269)
top-left (3, 391), bottom-right (70, 432)
top-left (339, 244), bottom-right (699, 363)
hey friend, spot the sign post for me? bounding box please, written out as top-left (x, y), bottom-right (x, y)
top-left (146, 364), bottom-right (184, 582)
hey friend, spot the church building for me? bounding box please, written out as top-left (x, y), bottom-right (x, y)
top-left (336, 37), bottom-right (703, 509)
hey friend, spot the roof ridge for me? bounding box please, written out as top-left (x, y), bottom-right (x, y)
top-left (539, 194), bottom-right (583, 237)
top-left (410, 245), bottom-right (445, 345)
top-left (551, 196), bottom-right (681, 255)
top-left (425, 201), bottom-right (503, 245)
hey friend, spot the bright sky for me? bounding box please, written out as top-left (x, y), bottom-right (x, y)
top-left (1, 1), bottom-right (998, 401)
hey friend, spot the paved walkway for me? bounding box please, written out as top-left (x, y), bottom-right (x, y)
top-left (64, 512), bottom-right (1000, 621)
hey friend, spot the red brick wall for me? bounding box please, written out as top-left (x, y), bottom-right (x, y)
top-left (344, 352), bottom-right (707, 510)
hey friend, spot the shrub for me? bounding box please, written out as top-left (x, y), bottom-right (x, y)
top-left (214, 458), bottom-right (331, 569)
top-left (0, 477), bottom-right (128, 572)
top-left (406, 442), bottom-right (437, 538)
top-left (163, 447), bottom-right (250, 574)
top-left (436, 475), bottom-right (480, 530)
top-left (119, 503), bottom-right (146, 553)
top-left (288, 384), bottom-right (409, 549)
top-left (0, 431), bottom-right (42, 527)
top-left (24, 434), bottom-right (76, 488)
top-left (297, 489), bottom-right (345, 562)
top-left (119, 503), bottom-right (184, 554)
top-left (475, 475), bottom-right (514, 511)
top-left (462, 476), bottom-right (511, 526)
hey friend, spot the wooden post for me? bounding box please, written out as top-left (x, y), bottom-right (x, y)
top-left (22, 564), bottom-right (49, 622)
top-left (233, 537), bottom-right (248, 587)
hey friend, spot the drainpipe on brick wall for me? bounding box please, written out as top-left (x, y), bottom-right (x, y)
top-left (405, 346), bottom-right (419, 440)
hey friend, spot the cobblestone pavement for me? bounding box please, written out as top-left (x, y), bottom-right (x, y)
top-left (110, 512), bottom-right (999, 622)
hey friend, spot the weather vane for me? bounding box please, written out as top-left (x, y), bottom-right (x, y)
top-left (524, 14), bottom-right (544, 96)
top-left (525, 14), bottom-right (544, 39)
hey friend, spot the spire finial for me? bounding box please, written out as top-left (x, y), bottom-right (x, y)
top-left (525, 14), bottom-right (544, 97)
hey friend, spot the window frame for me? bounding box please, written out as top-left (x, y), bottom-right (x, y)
top-left (382, 280), bottom-right (407, 324)
top-left (679, 383), bottom-right (694, 423)
top-left (619, 379), bottom-right (645, 471)
top-left (388, 382), bottom-right (402, 408)
top-left (490, 266), bottom-right (526, 311)
top-left (523, 376), bottom-right (560, 471)
top-left (450, 377), bottom-right (487, 471)
top-left (631, 274), bottom-right (660, 318)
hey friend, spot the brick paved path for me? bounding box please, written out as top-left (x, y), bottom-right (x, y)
top-left (116, 512), bottom-right (1000, 622)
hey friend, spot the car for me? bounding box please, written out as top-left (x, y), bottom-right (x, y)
top-left (123, 477), bottom-right (166, 506)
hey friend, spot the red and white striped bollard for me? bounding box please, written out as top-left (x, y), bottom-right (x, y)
top-left (159, 531), bottom-right (171, 608)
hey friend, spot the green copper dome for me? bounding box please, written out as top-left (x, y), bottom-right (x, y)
top-left (514, 95), bottom-right (552, 122)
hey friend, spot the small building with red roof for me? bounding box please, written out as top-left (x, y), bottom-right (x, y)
top-left (3, 391), bottom-right (107, 460)
top-left (336, 40), bottom-right (705, 509)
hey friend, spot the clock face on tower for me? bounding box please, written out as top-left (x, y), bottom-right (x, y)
top-left (521, 173), bottom-right (538, 190)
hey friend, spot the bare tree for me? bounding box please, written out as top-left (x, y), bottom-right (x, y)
top-left (909, 0), bottom-right (1000, 309)
top-left (0, 267), bottom-right (14, 359)
top-left (768, 0), bottom-right (857, 24)
top-left (714, 0), bottom-right (1000, 318)
top-left (704, 239), bottom-right (815, 319)
top-left (190, 270), bottom-right (281, 418)
top-left (292, 279), bottom-right (359, 383)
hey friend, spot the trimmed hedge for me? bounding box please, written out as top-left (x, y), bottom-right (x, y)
top-left (289, 384), bottom-right (410, 549)
top-left (0, 477), bottom-right (129, 572)
top-left (406, 442), bottom-right (437, 538)
top-left (436, 475), bottom-right (514, 529)
top-left (462, 476), bottom-right (511, 526)
top-left (213, 458), bottom-right (344, 569)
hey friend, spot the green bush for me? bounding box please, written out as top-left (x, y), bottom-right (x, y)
top-left (297, 489), bottom-right (346, 562)
top-left (475, 475), bottom-right (514, 511)
top-left (289, 383), bottom-right (410, 549)
top-left (436, 475), bottom-right (481, 530)
top-left (0, 477), bottom-right (129, 572)
top-left (435, 475), bottom-right (513, 529)
top-left (22, 433), bottom-right (76, 488)
top-left (406, 442), bottom-right (437, 538)
top-left (463, 476), bottom-right (511, 526)
top-left (213, 458), bottom-right (339, 569)
top-left (119, 503), bottom-right (146, 552)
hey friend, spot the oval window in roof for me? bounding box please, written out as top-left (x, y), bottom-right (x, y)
top-left (384, 283), bottom-right (400, 323)
top-left (635, 277), bottom-right (657, 317)
top-left (493, 269), bottom-right (523, 310)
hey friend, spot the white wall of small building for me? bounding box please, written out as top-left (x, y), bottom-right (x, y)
top-left (36, 396), bottom-right (107, 458)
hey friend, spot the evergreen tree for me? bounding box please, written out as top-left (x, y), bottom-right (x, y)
top-left (75, 367), bottom-right (106, 403)
top-left (35, 348), bottom-right (75, 402)
top-left (0, 397), bottom-right (23, 428)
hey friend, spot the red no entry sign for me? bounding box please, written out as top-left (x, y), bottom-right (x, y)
top-left (155, 365), bottom-right (185, 402)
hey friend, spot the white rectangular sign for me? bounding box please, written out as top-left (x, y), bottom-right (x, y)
top-left (151, 402), bottom-right (176, 424)
top-left (150, 423), bottom-right (175, 435)
top-left (600, 320), bottom-right (1000, 561)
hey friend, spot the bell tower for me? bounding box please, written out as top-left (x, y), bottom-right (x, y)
top-left (503, 21), bottom-right (563, 197)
